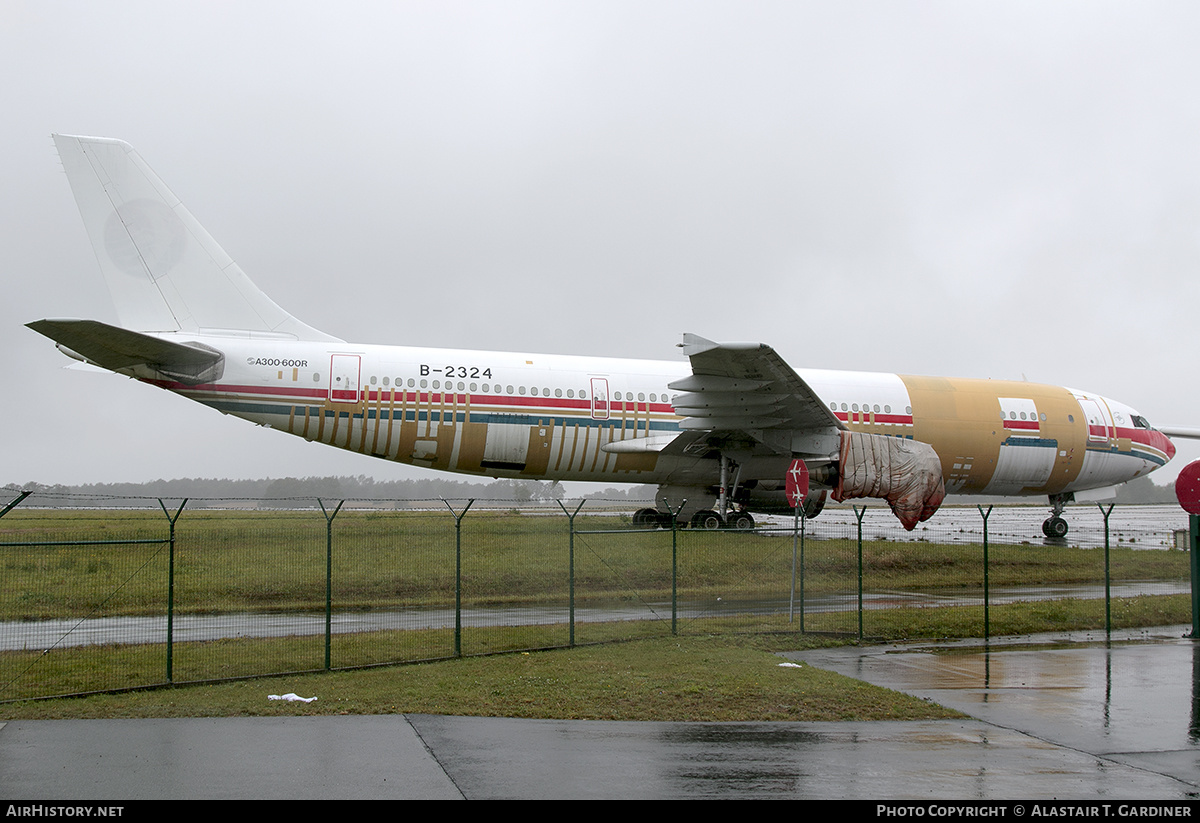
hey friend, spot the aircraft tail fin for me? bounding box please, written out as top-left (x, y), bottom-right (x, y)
top-left (51, 134), bottom-right (341, 342)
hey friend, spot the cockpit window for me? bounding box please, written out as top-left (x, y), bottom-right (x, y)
top-left (1132, 415), bottom-right (1151, 429)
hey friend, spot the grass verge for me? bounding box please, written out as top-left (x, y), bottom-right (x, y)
top-left (1, 594), bottom-right (1188, 722)
top-left (0, 633), bottom-right (960, 722)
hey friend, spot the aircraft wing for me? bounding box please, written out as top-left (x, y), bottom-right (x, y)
top-left (668, 333), bottom-right (944, 529)
top-left (27, 318), bottom-right (224, 384)
top-left (668, 333), bottom-right (844, 456)
top-left (1158, 426), bottom-right (1200, 440)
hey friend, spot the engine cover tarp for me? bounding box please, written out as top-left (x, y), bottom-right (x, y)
top-left (831, 431), bottom-right (945, 530)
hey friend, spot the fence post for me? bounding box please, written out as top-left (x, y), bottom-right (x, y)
top-left (0, 490), bottom-right (31, 519)
top-left (978, 505), bottom-right (992, 640)
top-left (157, 498), bottom-right (187, 683)
top-left (660, 499), bottom-right (685, 636)
top-left (318, 499), bottom-right (344, 670)
top-left (1098, 503), bottom-right (1114, 634)
top-left (556, 499), bottom-right (586, 647)
top-left (443, 499), bottom-right (475, 657)
top-left (789, 506), bottom-right (807, 628)
top-left (1192, 515), bottom-right (1200, 639)
top-left (854, 505), bottom-right (865, 640)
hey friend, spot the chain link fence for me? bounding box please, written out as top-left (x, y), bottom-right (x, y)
top-left (0, 490), bottom-right (1190, 702)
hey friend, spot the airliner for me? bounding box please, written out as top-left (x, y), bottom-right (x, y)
top-left (28, 135), bottom-right (1183, 536)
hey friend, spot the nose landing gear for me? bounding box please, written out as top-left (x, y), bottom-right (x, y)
top-left (1042, 493), bottom-right (1074, 539)
top-left (1042, 516), bottom-right (1068, 539)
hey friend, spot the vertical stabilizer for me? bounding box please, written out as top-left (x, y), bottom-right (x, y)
top-left (52, 134), bottom-right (341, 341)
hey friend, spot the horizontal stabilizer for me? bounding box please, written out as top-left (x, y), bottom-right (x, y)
top-left (27, 319), bottom-right (224, 384)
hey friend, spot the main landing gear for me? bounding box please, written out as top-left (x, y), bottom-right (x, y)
top-left (631, 507), bottom-right (756, 530)
top-left (1042, 492), bottom-right (1074, 539)
top-left (636, 451), bottom-right (758, 530)
top-left (692, 453), bottom-right (755, 529)
top-left (689, 509), bottom-right (755, 530)
top-left (633, 508), bottom-right (667, 528)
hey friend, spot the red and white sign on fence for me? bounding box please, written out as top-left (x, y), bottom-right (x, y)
top-left (785, 459), bottom-right (809, 509)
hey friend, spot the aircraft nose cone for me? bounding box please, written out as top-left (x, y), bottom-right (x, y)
top-left (1161, 431), bottom-right (1177, 462)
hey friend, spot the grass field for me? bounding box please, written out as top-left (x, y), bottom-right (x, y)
top-left (0, 508), bottom-right (1187, 620)
top-left (0, 507), bottom-right (1190, 713)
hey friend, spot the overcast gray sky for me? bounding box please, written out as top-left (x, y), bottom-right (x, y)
top-left (3, 1), bottom-right (1199, 491)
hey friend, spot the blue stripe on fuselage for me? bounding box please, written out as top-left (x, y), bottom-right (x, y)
top-left (199, 398), bottom-right (683, 432)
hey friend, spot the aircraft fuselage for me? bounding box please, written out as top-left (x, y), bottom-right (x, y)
top-left (124, 334), bottom-right (1173, 499)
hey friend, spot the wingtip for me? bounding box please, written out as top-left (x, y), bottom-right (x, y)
top-left (679, 333), bottom-right (719, 357)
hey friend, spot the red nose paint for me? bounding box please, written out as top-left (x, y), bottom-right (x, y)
top-left (1160, 432), bottom-right (1177, 462)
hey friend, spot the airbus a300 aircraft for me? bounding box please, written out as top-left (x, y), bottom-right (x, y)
top-left (29, 135), bottom-right (1183, 535)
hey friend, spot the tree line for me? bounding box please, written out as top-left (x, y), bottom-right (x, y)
top-left (1, 476), bottom-right (657, 508)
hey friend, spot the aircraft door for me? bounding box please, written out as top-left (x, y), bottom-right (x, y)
top-left (481, 415), bottom-right (528, 471)
top-left (330, 354), bottom-right (361, 403)
top-left (1077, 396), bottom-right (1114, 444)
top-left (590, 377), bottom-right (610, 420)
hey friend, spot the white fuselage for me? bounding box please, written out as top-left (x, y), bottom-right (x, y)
top-left (137, 334), bottom-right (1175, 498)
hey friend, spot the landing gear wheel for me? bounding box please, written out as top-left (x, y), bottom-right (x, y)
top-left (633, 508), bottom-right (659, 528)
top-left (690, 510), bottom-right (724, 530)
top-left (729, 511), bottom-right (755, 530)
top-left (1042, 517), bottom-right (1068, 539)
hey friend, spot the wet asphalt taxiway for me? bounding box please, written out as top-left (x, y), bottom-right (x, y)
top-left (2, 626), bottom-right (1199, 799)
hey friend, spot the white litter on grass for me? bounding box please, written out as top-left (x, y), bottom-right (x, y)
top-left (778, 662), bottom-right (802, 668)
top-left (269, 693), bottom-right (318, 702)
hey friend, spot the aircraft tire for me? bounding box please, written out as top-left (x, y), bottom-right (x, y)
top-left (1043, 517), bottom-right (1069, 539)
top-left (690, 510), bottom-right (724, 530)
top-left (632, 508), bottom-right (659, 528)
top-left (730, 512), bottom-right (755, 530)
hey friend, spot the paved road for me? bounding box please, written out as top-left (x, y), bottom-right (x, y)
top-left (3, 626), bottom-right (1198, 799)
